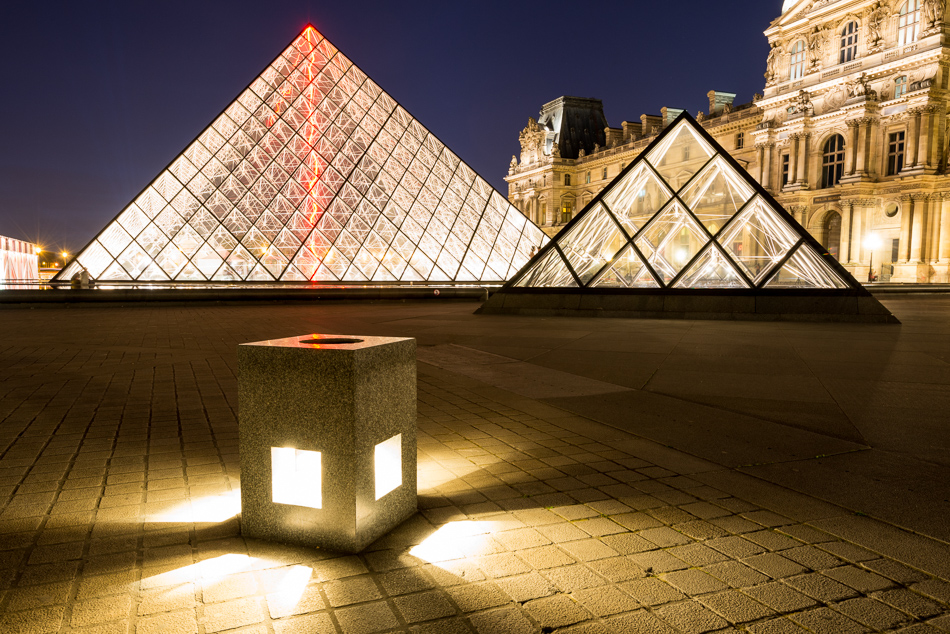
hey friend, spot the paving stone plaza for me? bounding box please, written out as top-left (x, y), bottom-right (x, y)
top-left (0, 296), bottom-right (948, 633)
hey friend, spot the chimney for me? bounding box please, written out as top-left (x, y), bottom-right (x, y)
top-left (640, 114), bottom-right (663, 136)
top-left (605, 127), bottom-right (623, 148)
top-left (661, 107), bottom-right (685, 127)
top-left (707, 90), bottom-right (737, 115)
top-left (621, 121), bottom-right (638, 142)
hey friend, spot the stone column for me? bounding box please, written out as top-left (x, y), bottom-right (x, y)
top-left (763, 142), bottom-right (773, 190)
top-left (840, 200), bottom-right (854, 263)
top-left (795, 133), bottom-right (810, 187)
top-left (910, 194), bottom-right (928, 262)
top-left (756, 145), bottom-right (765, 183)
top-left (918, 106), bottom-right (934, 171)
top-left (849, 203), bottom-right (864, 264)
top-left (939, 195), bottom-right (950, 261)
top-left (898, 195), bottom-right (914, 262)
top-left (928, 193), bottom-right (942, 261)
top-left (858, 117), bottom-right (874, 176)
top-left (789, 135), bottom-right (800, 184)
top-left (903, 109), bottom-right (920, 172)
top-left (844, 120), bottom-right (859, 177)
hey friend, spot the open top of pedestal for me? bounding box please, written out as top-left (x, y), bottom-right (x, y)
top-left (241, 333), bottom-right (411, 351)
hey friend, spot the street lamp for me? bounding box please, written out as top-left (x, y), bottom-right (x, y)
top-left (864, 234), bottom-right (882, 283)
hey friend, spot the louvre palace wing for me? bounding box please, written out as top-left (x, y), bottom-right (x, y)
top-left (55, 26), bottom-right (548, 284)
top-left (509, 113), bottom-right (859, 292)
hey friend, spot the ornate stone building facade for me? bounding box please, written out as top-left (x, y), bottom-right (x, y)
top-left (507, 0), bottom-right (950, 283)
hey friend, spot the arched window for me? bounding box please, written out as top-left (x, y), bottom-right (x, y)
top-left (822, 212), bottom-right (842, 259)
top-left (895, 75), bottom-right (909, 98)
top-left (840, 21), bottom-right (858, 64)
top-left (564, 174), bottom-right (571, 186)
top-left (822, 135), bottom-right (846, 188)
top-left (899, 0), bottom-right (921, 46)
top-left (789, 40), bottom-right (806, 80)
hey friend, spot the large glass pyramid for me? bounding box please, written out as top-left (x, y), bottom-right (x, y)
top-left (55, 26), bottom-right (547, 284)
top-left (510, 114), bottom-right (855, 291)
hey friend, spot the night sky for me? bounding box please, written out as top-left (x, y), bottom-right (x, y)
top-left (0, 1), bottom-right (780, 254)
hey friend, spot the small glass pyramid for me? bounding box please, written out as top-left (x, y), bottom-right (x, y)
top-left (509, 113), bottom-right (854, 291)
top-left (55, 26), bottom-right (547, 284)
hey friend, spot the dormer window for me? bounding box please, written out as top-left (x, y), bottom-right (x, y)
top-left (899, 0), bottom-right (921, 46)
top-left (789, 40), bottom-right (806, 80)
top-left (839, 21), bottom-right (858, 64)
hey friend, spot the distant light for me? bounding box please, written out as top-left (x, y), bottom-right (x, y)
top-left (34, 247), bottom-right (42, 254)
top-left (61, 252), bottom-right (68, 258)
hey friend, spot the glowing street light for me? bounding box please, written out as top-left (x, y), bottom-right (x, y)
top-left (864, 234), bottom-right (882, 283)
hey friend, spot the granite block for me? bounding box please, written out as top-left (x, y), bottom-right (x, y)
top-left (238, 334), bottom-right (417, 553)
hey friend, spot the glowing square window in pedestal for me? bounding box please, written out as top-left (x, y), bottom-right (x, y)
top-left (271, 447), bottom-right (322, 509)
top-left (375, 434), bottom-right (402, 500)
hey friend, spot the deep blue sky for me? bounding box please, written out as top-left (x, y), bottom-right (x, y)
top-left (0, 1), bottom-right (780, 253)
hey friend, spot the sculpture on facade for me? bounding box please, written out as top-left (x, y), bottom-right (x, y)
top-left (765, 41), bottom-right (781, 85)
top-left (518, 117), bottom-right (546, 166)
top-left (807, 26), bottom-right (827, 71)
top-left (550, 143), bottom-right (561, 158)
top-left (697, 111), bottom-right (706, 121)
top-left (789, 90), bottom-right (815, 115)
top-left (866, 2), bottom-right (890, 51)
top-left (923, 0), bottom-right (945, 32)
top-left (508, 155), bottom-right (518, 174)
top-left (847, 72), bottom-right (877, 99)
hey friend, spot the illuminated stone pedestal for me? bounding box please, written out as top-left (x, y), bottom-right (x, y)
top-left (238, 334), bottom-right (417, 553)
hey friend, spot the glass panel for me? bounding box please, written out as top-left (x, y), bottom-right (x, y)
top-left (56, 26), bottom-right (552, 285)
top-left (191, 243), bottom-right (223, 278)
top-left (99, 224), bottom-right (133, 257)
top-left (764, 243), bottom-right (849, 289)
top-left (674, 244), bottom-right (749, 289)
top-left (602, 163), bottom-right (672, 236)
top-left (634, 200), bottom-right (709, 285)
top-left (718, 197), bottom-right (800, 285)
top-left (645, 120), bottom-right (715, 192)
top-left (117, 205), bottom-right (148, 238)
top-left (117, 242), bottom-right (151, 279)
top-left (680, 156), bottom-right (755, 233)
top-left (592, 245), bottom-right (659, 288)
top-left (557, 203), bottom-right (626, 285)
top-left (514, 249), bottom-right (577, 288)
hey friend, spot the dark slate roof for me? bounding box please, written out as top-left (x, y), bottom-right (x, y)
top-left (537, 97), bottom-right (608, 159)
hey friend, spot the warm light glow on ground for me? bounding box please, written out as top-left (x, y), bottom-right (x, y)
top-left (151, 489), bottom-right (241, 523)
top-left (143, 554), bottom-right (312, 608)
top-left (409, 521), bottom-right (497, 563)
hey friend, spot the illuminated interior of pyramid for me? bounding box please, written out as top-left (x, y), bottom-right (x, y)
top-left (56, 26), bottom-right (548, 284)
top-left (510, 116), bottom-right (853, 291)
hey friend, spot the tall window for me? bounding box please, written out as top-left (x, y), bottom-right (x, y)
top-left (781, 154), bottom-right (791, 187)
top-left (789, 40), bottom-right (806, 80)
top-left (840, 21), bottom-right (858, 63)
top-left (899, 0), bottom-right (921, 46)
top-left (887, 131), bottom-right (906, 175)
top-left (735, 132), bottom-right (745, 149)
top-left (585, 171), bottom-right (591, 184)
top-left (895, 75), bottom-right (909, 98)
top-left (602, 167), bottom-right (607, 180)
top-left (564, 174), bottom-right (571, 186)
top-left (822, 135), bottom-right (846, 188)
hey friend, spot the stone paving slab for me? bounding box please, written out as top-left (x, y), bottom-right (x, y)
top-left (0, 300), bottom-right (947, 633)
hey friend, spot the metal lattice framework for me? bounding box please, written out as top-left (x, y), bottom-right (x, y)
top-left (55, 26), bottom-right (548, 284)
top-left (510, 114), bottom-right (856, 291)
